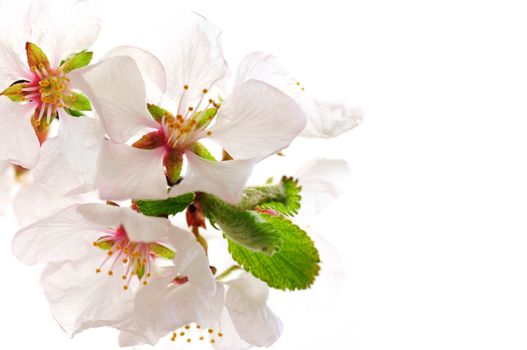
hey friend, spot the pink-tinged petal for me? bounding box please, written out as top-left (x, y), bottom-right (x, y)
top-left (162, 12), bottom-right (228, 110)
top-left (97, 141), bottom-right (167, 200)
top-left (299, 96), bottom-right (363, 138)
top-left (235, 52), bottom-right (363, 138)
top-left (169, 151), bottom-right (256, 204)
top-left (40, 254), bottom-right (134, 337)
top-left (0, 41), bottom-right (31, 91)
top-left (211, 310), bottom-right (252, 350)
top-left (77, 203), bottom-right (173, 243)
top-left (101, 45), bottom-right (167, 101)
top-left (28, 0), bottom-right (101, 66)
top-left (0, 97), bottom-right (39, 168)
top-left (34, 114), bottom-right (104, 195)
top-left (208, 80), bottom-right (306, 159)
top-left (225, 273), bottom-right (283, 347)
top-left (11, 204), bottom-right (105, 265)
top-left (118, 329), bottom-right (165, 347)
top-left (13, 181), bottom-right (77, 227)
top-left (70, 56), bottom-right (158, 143)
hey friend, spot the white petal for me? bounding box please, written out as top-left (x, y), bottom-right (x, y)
top-left (101, 45), bottom-right (167, 101)
top-left (11, 204), bottom-right (105, 265)
top-left (0, 41), bottom-right (31, 91)
top-left (28, 0), bottom-right (101, 66)
top-left (77, 203), bottom-right (173, 243)
top-left (13, 181), bottom-right (77, 227)
top-left (226, 273), bottom-right (283, 347)
top-left (0, 97), bottom-right (40, 168)
top-left (168, 226), bottom-right (216, 291)
top-left (209, 80), bottom-right (306, 159)
top-left (299, 97), bottom-right (363, 138)
top-left (169, 151), bottom-right (256, 204)
top-left (212, 310), bottom-right (251, 350)
top-left (296, 158), bottom-right (351, 220)
top-left (0, 162), bottom-right (12, 214)
top-left (162, 12), bottom-right (228, 110)
top-left (118, 329), bottom-right (165, 347)
top-left (148, 281), bottom-right (225, 334)
top-left (40, 254), bottom-right (134, 336)
top-left (97, 141), bottom-right (167, 200)
top-left (70, 56), bottom-right (158, 143)
top-left (235, 52), bottom-right (363, 139)
top-left (234, 51), bottom-right (299, 96)
top-left (34, 114), bottom-right (104, 195)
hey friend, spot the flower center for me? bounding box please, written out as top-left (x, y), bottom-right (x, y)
top-left (170, 323), bottom-right (224, 345)
top-left (93, 225), bottom-right (154, 290)
top-left (22, 64), bottom-right (72, 123)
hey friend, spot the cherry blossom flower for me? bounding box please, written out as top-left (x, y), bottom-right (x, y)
top-left (0, 0), bottom-right (103, 195)
top-left (234, 51), bottom-right (363, 138)
top-left (71, 13), bottom-right (307, 203)
top-left (11, 203), bottom-right (215, 337)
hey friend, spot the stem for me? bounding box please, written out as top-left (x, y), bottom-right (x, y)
top-left (216, 265), bottom-right (241, 281)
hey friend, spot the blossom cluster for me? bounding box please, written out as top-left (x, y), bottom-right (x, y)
top-left (0, 0), bottom-right (362, 348)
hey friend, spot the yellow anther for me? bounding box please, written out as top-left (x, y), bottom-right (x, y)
top-left (218, 332), bottom-right (223, 337)
top-left (202, 88), bottom-right (208, 94)
top-left (142, 281), bottom-right (148, 286)
top-left (187, 339), bottom-right (191, 343)
top-left (206, 131), bottom-right (212, 136)
top-left (211, 339), bottom-right (216, 344)
top-left (296, 81), bottom-right (301, 86)
top-left (180, 332), bottom-right (185, 336)
top-left (108, 270), bottom-right (113, 276)
top-left (146, 273), bottom-right (151, 278)
top-left (122, 258), bottom-right (128, 264)
top-left (188, 106), bottom-right (194, 111)
top-left (95, 268), bottom-right (101, 273)
top-left (199, 336), bottom-right (204, 341)
top-left (92, 242), bottom-right (98, 247)
top-left (108, 251), bottom-right (113, 256)
top-left (122, 275), bottom-right (126, 280)
top-left (123, 285), bottom-right (128, 290)
top-left (38, 63), bottom-right (45, 70)
top-left (183, 84), bottom-right (189, 90)
top-left (208, 329), bottom-right (213, 334)
top-left (184, 325), bottom-right (190, 330)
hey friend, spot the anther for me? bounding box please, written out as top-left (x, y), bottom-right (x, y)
top-left (183, 85), bottom-right (189, 90)
top-left (95, 268), bottom-right (101, 273)
top-left (202, 88), bottom-right (208, 94)
top-left (108, 270), bottom-right (113, 276)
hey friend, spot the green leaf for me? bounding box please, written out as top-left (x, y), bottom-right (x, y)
top-left (136, 193), bottom-right (195, 217)
top-left (63, 91), bottom-right (91, 111)
top-left (61, 50), bottom-right (93, 73)
top-left (239, 176), bottom-right (302, 216)
top-left (200, 194), bottom-right (282, 255)
top-left (1, 83), bottom-right (26, 102)
top-left (149, 243), bottom-right (175, 259)
top-left (190, 142), bottom-right (216, 161)
top-left (228, 215), bottom-right (320, 290)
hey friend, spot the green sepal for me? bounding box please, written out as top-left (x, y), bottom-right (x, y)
top-left (94, 241), bottom-right (114, 250)
top-left (132, 130), bottom-right (165, 150)
top-left (60, 50), bottom-right (93, 73)
top-left (190, 142), bottom-right (216, 161)
top-left (136, 193), bottom-right (195, 217)
top-left (196, 107), bottom-right (217, 129)
top-left (63, 107), bottom-right (85, 117)
top-left (149, 243), bottom-right (175, 259)
top-left (239, 176), bottom-right (302, 216)
top-left (26, 42), bottom-right (50, 69)
top-left (136, 262), bottom-right (146, 279)
top-left (63, 91), bottom-right (91, 111)
top-left (1, 83), bottom-right (26, 102)
top-left (147, 103), bottom-right (172, 123)
top-left (228, 215), bottom-right (320, 290)
top-left (165, 149), bottom-right (183, 185)
top-left (199, 194), bottom-right (282, 255)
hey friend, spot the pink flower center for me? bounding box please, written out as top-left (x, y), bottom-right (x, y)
top-left (93, 225), bottom-right (154, 290)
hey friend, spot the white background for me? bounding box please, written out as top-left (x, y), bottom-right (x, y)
top-left (2, 0), bottom-right (527, 349)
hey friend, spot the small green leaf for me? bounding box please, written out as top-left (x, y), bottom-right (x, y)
top-left (63, 92), bottom-right (91, 111)
top-left (1, 83), bottom-right (26, 102)
top-left (136, 193), bottom-right (195, 217)
top-left (190, 142), bottom-right (216, 161)
top-left (61, 50), bottom-right (93, 73)
top-left (147, 103), bottom-right (172, 123)
top-left (26, 42), bottom-right (50, 70)
top-left (239, 176), bottom-right (302, 216)
top-left (149, 243), bottom-right (175, 259)
top-left (200, 194), bottom-right (282, 255)
top-left (228, 215), bottom-right (320, 290)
